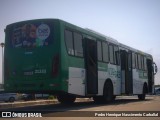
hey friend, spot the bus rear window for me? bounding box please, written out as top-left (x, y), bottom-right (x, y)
top-left (11, 23), bottom-right (52, 48)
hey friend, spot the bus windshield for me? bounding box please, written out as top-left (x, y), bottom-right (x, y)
top-left (11, 22), bottom-right (51, 48)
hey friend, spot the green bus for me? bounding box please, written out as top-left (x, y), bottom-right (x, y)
top-left (4, 19), bottom-right (157, 103)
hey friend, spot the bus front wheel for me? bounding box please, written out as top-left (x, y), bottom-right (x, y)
top-left (138, 84), bottom-right (147, 100)
top-left (57, 94), bottom-right (76, 104)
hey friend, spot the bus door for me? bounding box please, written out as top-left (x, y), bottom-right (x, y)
top-left (120, 50), bottom-right (133, 94)
top-left (147, 59), bottom-right (153, 93)
top-left (84, 38), bottom-right (98, 95)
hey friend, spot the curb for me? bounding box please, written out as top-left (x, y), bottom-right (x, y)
top-left (0, 100), bottom-right (58, 109)
top-left (0, 98), bottom-right (92, 109)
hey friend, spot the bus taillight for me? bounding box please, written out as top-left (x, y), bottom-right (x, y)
top-left (52, 54), bottom-right (59, 77)
top-left (4, 58), bottom-right (10, 80)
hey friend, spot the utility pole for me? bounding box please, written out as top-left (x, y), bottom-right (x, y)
top-left (0, 42), bottom-right (5, 85)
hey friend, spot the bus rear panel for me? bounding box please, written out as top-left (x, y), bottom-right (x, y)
top-left (4, 19), bottom-right (64, 93)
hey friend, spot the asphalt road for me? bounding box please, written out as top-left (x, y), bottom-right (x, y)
top-left (0, 95), bottom-right (160, 120)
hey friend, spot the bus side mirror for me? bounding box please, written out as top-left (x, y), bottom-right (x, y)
top-left (153, 62), bottom-right (158, 75)
top-left (155, 65), bottom-right (158, 75)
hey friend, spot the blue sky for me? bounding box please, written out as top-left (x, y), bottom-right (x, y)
top-left (0, 0), bottom-right (160, 84)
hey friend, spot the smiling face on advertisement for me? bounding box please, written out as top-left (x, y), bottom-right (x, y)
top-left (35, 24), bottom-right (50, 47)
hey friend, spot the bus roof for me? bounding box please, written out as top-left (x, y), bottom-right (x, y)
top-left (85, 28), bottom-right (119, 45)
top-left (119, 42), bottom-right (152, 59)
top-left (84, 28), bottom-right (152, 58)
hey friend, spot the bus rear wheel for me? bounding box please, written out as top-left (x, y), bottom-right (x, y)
top-left (57, 94), bottom-right (76, 104)
top-left (103, 81), bottom-right (114, 103)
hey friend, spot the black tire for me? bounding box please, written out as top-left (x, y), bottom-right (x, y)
top-left (57, 94), bottom-right (76, 104)
top-left (138, 84), bottom-right (147, 100)
top-left (9, 97), bottom-right (15, 102)
top-left (103, 81), bottom-right (114, 103)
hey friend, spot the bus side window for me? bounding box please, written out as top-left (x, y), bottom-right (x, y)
top-left (65, 30), bottom-right (74, 55)
top-left (97, 41), bottom-right (102, 61)
top-left (144, 57), bottom-right (147, 71)
top-left (138, 54), bottom-right (142, 70)
top-left (135, 53), bottom-right (138, 69)
top-left (141, 56), bottom-right (144, 70)
top-left (132, 53), bottom-right (135, 68)
top-left (109, 44), bottom-right (114, 64)
top-left (102, 42), bottom-right (109, 62)
top-left (114, 46), bottom-right (119, 65)
top-left (73, 32), bottom-right (83, 57)
top-left (128, 52), bottom-right (132, 68)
